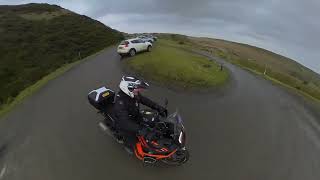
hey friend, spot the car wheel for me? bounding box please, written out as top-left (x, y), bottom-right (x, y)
top-left (129, 49), bottom-right (136, 57)
top-left (147, 46), bottom-right (152, 52)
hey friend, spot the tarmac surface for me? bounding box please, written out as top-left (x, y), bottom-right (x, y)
top-left (0, 47), bottom-right (320, 180)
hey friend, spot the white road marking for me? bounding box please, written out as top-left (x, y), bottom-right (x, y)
top-left (0, 165), bottom-right (7, 179)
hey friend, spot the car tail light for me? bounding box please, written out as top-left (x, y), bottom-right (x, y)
top-left (125, 42), bottom-right (129, 47)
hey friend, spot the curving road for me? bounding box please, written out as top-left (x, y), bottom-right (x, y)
top-left (0, 47), bottom-right (320, 180)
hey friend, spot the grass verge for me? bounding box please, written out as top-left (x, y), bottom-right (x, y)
top-left (125, 39), bottom-right (229, 89)
top-left (0, 48), bottom-right (107, 118)
top-left (0, 3), bottom-right (123, 107)
top-left (235, 62), bottom-right (320, 103)
top-left (157, 34), bottom-right (320, 102)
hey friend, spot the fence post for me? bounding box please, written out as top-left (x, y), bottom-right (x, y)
top-left (220, 64), bottom-right (223, 71)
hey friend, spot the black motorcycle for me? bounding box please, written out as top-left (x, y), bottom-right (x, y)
top-left (88, 86), bottom-right (189, 165)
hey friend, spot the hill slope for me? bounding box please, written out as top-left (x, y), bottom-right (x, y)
top-left (193, 37), bottom-right (320, 100)
top-left (0, 3), bottom-right (123, 106)
top-left (159, 34), bottom-right (320, 101)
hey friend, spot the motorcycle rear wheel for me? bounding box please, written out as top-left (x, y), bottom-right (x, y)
top-left (161, 149), bottom-right (189, 166)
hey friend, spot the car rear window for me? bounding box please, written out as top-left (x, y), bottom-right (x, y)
top-left (120, 41), bottom-right (129, 45)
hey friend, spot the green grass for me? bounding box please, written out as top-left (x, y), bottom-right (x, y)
top-left (126, 39), bottom-right (229, 89)
top-left (0, 46), bottom-right (109, 118)
top-left (19, 8), bottom-right (70, 20)
top-left (0, 59), bottom-right (80, 117)
top-left (216, 51), bottom-right (320, 101)
top-left (0, 3), bottom-right (123, 107)
top-left (228, 59), bottom-right (320, 103)
top-left (157, 33), bottom-right (320, 101)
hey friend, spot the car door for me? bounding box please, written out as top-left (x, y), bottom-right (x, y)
top-left (131, 40), bottom-right (141, 52)
top-left (138, 39), bottom-right (147, 51)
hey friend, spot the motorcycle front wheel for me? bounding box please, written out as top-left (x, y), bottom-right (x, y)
top-left (161, 149), bottom-right (189, 166)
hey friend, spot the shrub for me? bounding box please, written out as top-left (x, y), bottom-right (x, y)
top-left (0, 4), bottom-right (124, 106)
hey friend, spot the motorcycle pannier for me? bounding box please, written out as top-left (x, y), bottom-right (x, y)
top-left (88, 86), bottom-right (115, 110)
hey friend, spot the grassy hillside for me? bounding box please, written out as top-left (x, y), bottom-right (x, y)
top-left (126, 39), bottom-right (229, 89)
top-left (0, 3), bottom-right (123, 106)
top-left (158, 34), bottom-right (320, 101)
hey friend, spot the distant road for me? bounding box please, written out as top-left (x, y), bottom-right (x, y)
top-left (0, 47), bottom-right (320, 180)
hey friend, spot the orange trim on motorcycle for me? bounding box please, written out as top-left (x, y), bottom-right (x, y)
top-left (134, 142), bottom-right (177, 160)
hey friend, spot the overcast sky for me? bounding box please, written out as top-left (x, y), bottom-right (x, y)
top-left (1, 0), bottom-right (319, 73)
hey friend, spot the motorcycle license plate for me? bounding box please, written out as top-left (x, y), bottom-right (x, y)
top-left (102, 92), bottom-right (110, 97)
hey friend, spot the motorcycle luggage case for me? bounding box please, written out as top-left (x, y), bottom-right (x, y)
top-left (88, 87), bottom-right (115, 111)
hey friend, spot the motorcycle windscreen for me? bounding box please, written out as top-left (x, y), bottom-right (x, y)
top-left (165, 111), bottom-right (185, 137)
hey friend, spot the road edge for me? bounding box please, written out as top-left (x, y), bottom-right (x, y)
top-left (190, 46), bottom-right (320, 104)
top-left (235, 62), bottom-right (320, 104)
top-left (0, 45), bottom-right (115, 119)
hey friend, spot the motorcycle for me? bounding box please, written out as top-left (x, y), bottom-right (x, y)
top-left (87, 86), bottom-right (189, 166)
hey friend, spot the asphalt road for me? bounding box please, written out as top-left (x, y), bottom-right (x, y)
top-left (1, 47), bottom-right (320, 180)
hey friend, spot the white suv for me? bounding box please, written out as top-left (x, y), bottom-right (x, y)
top-left (117, 38), bottom-right (152, 57)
